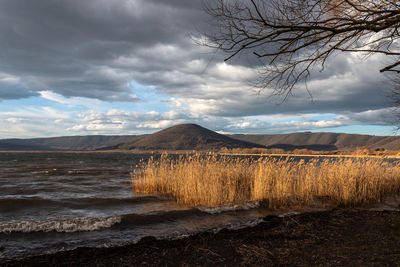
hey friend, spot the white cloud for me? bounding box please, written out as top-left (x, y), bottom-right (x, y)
top-left (5, 118), bottom-right (24, 123)
top-left (0, 107), bottom-right (74, 138)
top-left (39, 91), bottom-right (106, 108)
top-left (0, 105), bottom-right (397, 138)
top-left (0, 73), bottom-right (20, 84)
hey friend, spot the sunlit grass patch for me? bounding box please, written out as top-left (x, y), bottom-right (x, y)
top-left (131, 153), bottom-right (400, 208)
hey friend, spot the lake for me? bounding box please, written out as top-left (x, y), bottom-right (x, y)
top-left (0, 152), bottom-right (275, 262)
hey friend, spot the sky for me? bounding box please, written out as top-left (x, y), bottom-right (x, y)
top-left (0, 0), bottom-right (398, 138)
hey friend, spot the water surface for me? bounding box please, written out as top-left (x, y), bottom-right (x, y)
top-left (0, 152), bottom-right (273, 261)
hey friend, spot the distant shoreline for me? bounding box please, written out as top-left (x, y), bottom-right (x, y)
top-left (218, 153), bottom-right (400, 159)
top-left (0, 150), bottom-right (130, 153)
top-left (1, 150), bottom-right (399, 159)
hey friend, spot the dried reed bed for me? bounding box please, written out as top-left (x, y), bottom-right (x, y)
top-left (131, 153), bottom-right (400, 208)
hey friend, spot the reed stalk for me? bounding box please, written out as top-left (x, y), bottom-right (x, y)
top-left (132, 153), bottom-right (400, 208)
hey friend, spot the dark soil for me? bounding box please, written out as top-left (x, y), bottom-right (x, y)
top-left (3, 208), bottom-right (400, 266)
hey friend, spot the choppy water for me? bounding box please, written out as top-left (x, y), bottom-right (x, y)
top-left (0, 152), bottom-right (277, 262)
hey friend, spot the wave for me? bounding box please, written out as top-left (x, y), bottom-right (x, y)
top-left (119, 209), bottom-right (203, 226)
top-left (0, 199), bottom-right (267, 234)
top-left (197, 201), bottom-right (260, 214)
top-left (0, 216), bottom-right (121, 233)
top-left (0, 209), bottom-right (203, 233)
top-left (0, 196), bottom-right (163, 211)
top-left (29, 168), bottom-right (128, 176)
top-left (209, 217), bottom-right (266, 234)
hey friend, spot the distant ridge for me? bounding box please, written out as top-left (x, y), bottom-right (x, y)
top-left (119, 124), bottom-right (264, 150)
top-left (0, 135), bottom-right (140, 151)
top-left (230, 132), bottom-right (400, 151)
top-left (1, 125), bottom-right (400, 151)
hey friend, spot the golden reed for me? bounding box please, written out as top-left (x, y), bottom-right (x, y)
top-left (131, 153), bottom-right (400, 208)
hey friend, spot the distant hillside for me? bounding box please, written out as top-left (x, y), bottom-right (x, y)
top-left (0, 135), bottom-right (139, 151)
top-left (120, 124), bottom-right (264, 150)
top-left (2, 125), bottom-right (400, 151)
top-left (230, 132), bottom-right (400, 151)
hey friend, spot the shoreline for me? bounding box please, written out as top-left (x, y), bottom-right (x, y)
top-left (218, 153), bottom-right (400, 159)
top-left (1, 150), bottom-right (400, 159)
top-left (3, 208), bottom-right (400, 266)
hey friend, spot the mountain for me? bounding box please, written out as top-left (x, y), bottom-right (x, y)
top-left (1, 125), bottom-right (400, 151)
top-left (119, 124), bottom-right (264, 150)
top-left (230, 132), bottom-right (400, 151)
top-left (0, 135), bottom-right (140, 151)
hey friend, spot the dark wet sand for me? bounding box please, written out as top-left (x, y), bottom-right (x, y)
top-left (3, 208), bottom-right (400, 266)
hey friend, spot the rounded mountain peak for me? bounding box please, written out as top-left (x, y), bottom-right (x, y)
top-left (120, 123), bottom-right (263, 150)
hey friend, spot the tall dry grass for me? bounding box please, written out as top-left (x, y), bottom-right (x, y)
top-left (131, 153), bottom-right (400, 208)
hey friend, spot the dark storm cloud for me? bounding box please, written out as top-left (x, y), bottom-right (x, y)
top-left (0, 0), bottom-right (209, 101)
top-left (138, 52), bottom-right (393, 116)
top-left (0, 73), bottom-right (39, 100)
top-left (0, 82), bottom-right (38, 100)
top-left (0, 0), bottom-right (396, 127)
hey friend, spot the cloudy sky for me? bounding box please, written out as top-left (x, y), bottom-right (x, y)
top-left (0, 0), bottom-right (398, 138)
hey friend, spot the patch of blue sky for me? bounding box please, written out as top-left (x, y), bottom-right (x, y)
top-left (127, 80), bottom-right (171, 113)
top-left (283, 113), bottom-right (338, 123)
top-left (0, 96), bottom-right (73, 111)
top-left (308, 113), bottom-right (338, 121)
top-left (0, 79), bottom-right (173, 115)
top-left (248, 113), bottom-right (338, 123)
top-left (312, 125), bottom-right (398, 136)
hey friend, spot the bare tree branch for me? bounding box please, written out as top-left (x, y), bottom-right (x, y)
top-left (202, 0), bottom-right (400, 98)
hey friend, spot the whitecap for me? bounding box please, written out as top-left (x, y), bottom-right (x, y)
top-left (0, 216), bottom-right (121, 233)
top-left (197, 201), bottom-right (260, 214)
